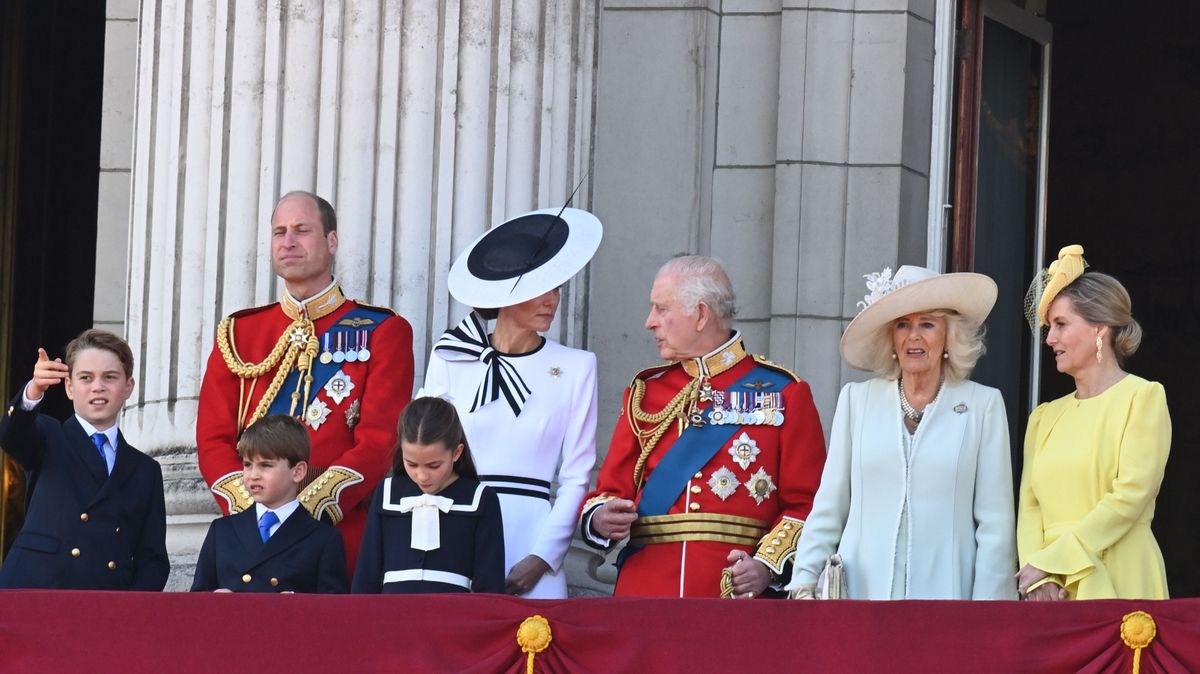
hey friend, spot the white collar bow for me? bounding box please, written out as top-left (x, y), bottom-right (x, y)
top-left (398, 492), bottom-right (454, 551)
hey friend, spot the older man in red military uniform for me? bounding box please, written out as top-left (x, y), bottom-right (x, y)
top-left (581, 256), bottom-right (825, 598)
top-left (197, 191), bottom-right (414, 573)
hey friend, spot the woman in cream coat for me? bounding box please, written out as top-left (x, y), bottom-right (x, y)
top-left (788, 266), bottom-right (1017, 600)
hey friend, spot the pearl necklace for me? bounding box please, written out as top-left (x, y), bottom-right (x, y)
top-left (898, 377), bottom-right (943, 424)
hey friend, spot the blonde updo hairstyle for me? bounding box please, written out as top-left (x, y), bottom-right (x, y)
top-left (1055, 272), bottom-right (1142, 364)
top-left (877, 309), bottom-right (987, 383)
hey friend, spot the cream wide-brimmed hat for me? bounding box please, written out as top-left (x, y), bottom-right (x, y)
top-left (839, 265), bottom-right (998, 372)
top-left (447, 207), bottom-right (603, 309)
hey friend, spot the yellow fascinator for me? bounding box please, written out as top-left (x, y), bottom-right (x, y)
top-left (1023, 244), bottom-right (1088, 332)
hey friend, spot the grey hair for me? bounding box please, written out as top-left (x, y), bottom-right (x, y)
top-left (656, 255), bottom-right (737, 327)
top-left (876, 309), bottom-right (987, 383)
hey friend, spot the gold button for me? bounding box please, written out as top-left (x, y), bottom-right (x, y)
top-left (694, 472), bottom-right (703, 479)
top-left (107, 561), bottom-right (116, 570)
top-left (242, 574), bottom-right (252, 584)
top-left (6, 406), bottom-right (12, 416)
top-left (690, 485), bottom-right (702, 494)
top-left (765, 546), bottom-right (776, 554)
top-left (270, 578), bottom-right (279, 587)
top-left (688, 502), bottom-right (700, 512)
top-left (71, 548), bottom-right (81, 557)
top-left (80, 513), bottom-right (89, 522)
top-left (115, 527), bottom-right (121, 534)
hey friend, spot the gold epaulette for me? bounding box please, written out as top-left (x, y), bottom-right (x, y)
top-left (300, 466), bottom-right (364, 525)
top-left (581, 493), bottom-right (616, 516)
top-left (228, 303), bottom-right (279, 320)
top-left (752, 355), bottom-right (802, 383)
top-left (753, 516), bottom-right (804, 575)
top-left (629, 362), bottom-right (674, 387)
top-left (348, 300), bottom-right (397, 316)
top-left (211, 471), bottom-right (254, 513)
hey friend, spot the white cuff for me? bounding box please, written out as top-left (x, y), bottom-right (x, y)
top-left (583, 505), bottom-right (613, 548)
top-left (20, 381), bottom-right (43, 411)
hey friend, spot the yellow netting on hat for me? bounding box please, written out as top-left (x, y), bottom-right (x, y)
top-left (1023, 244), bottom-right (1087, 333)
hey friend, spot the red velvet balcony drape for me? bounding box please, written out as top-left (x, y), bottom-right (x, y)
top-left (1, 592), bottom-right (1197, 673)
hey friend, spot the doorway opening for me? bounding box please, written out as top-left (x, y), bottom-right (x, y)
top-left (0, 0), bottom-right (105, 560)
top-left (950, 0), bottom-right (1200, 596)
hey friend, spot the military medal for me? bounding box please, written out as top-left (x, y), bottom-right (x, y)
top-left (728, 432), bottom-right (761, 470)
top-left (358, 329), bottom-right (372, 362)
top-left (323, 370), bottom-right (355, 405)
top-left (345, 331), bottom-right (360, 362)
top-left (744, 467), bottom-right (777, 505)
top-left (305, 398), bottom-right (332, 430)
top-left (319, 333), bottom-right (334, 365)
top-left (707, 466), bottom-right (738, 501)
top-left (332, 332), bottom-right (346, 363)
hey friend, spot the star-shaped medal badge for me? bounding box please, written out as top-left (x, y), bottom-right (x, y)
top-left (727, 432), bottom-right (761, 470)
top-left (323, 370), bottom-right (355, 405)
top-left (305, 398), bottom-right (332, 430)
top-left (744, 467), bottom-right (777, 505)
top-left (288, 326), bottom-right (309, 347)
top-left (707, 466), bottom-right (738, 501)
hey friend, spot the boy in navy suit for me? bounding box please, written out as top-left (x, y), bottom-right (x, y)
top-left (191, 414), bottom-right (348, 593)
top-left (0, 329), bottom-right (169, 590)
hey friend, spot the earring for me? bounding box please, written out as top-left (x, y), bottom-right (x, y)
top-left (891, 353), bottom-right (897, 360)
top-left (1095, 334), bottom-right (1103, 364)
top-left (942, 352), bottom-right (949, 360)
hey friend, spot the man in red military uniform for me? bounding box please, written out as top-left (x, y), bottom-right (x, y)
top-left (197, 191), bottom-right (414, 573)
top-left (581, 256), bottom-right (825, 598)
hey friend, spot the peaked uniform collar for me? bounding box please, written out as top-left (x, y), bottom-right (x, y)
top-left (681, 331), bottom-right (748, 378)
top-left (281, 279), bottom-right (346, 321)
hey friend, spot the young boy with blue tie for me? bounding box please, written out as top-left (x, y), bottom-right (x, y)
top-left (0, 329), bottom-right (169, 590)
top-left (191, 414), bottom-right (349, 593)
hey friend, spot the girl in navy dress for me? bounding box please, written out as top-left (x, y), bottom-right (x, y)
top-left (352, 397), bottom-right (505, 593)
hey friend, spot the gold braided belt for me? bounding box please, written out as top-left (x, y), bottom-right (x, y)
top-left (630, 513), bottom-right (770, 548)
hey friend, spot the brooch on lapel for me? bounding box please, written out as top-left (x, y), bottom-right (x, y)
top-left (953, 403), bottom-right (968, 414)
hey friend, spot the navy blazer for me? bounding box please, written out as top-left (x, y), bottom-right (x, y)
top-left (191, 506), bottom-right (348, 593)
top-left (351, 474), bottom-right (505, 594)
top-left (0, 393), bottom-right (169, 590)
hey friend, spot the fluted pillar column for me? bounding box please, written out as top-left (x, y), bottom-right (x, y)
top-left (124, 0), bottom-right (597, 589)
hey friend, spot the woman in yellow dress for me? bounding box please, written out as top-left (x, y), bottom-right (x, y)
top-left (1016, 245), bottom-right (1170, 600)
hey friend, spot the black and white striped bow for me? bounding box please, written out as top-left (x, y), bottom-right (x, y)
top-left (433, 312), bottom-right (533, 416)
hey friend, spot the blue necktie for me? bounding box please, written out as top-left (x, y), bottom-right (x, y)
top-left (258, 510), bottom-right (279, 543)
top-left (90, 433), bottom-right (110, 474)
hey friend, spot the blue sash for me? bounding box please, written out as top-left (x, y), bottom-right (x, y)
top-left (615, 363), bottom-right (791, 567)
top-left (636, 364), bottom-right (792, 518)
top-left (267, 305), bottom-right (391, 417)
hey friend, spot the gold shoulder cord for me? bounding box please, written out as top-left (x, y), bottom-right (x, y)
top-left (628, 376), bottom-right (700, 490)
top-left (217, 314), bottom-right (319, 430)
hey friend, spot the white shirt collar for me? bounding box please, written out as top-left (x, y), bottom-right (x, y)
top-left (255, 499), bottom-right (301, 525)
top-left (75, 415), bottom-right (118, 451)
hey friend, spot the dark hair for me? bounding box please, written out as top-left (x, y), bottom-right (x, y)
top-left (473, 307), bottom-right (500, 321)
top-left (65, 329), bottom-right (134, 379)
top-left (277, 190), bottom-right (338, 235)
top-left (238, 414), bottom-right (311, 467)
top-left (393, 397), bottom-right (478, 480)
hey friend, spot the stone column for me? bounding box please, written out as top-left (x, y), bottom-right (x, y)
top-left (122, 0), bottom-right (597, 589)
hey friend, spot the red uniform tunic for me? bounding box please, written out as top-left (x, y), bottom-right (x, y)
top-left (582, 336), bottom-right (825, 597)
top-left (197, 284), bottom-right (414, 573)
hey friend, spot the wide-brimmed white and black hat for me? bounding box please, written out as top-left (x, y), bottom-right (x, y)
top-left (447, 207), bottom-right (603, 309)
top-left (840, 265), bottom-right (997, 372)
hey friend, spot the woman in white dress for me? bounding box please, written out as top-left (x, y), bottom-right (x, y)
top-left (422, 207), bottom-right (602, 598)
top-left (787, 266), bottom-right (1017, 600)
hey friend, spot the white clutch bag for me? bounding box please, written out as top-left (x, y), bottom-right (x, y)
top-left (815, 554), bottom-right (848, 599)
top-left (791, 554), bottom-right (848, 600)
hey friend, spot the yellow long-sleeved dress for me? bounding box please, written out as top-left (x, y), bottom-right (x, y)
top-left (1017, 374), bottom-right (1170, 599)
